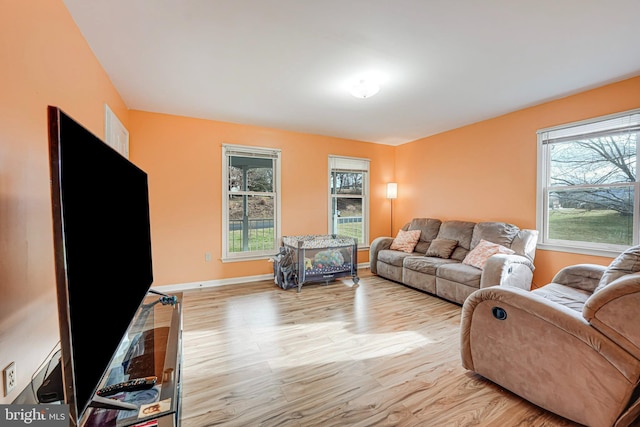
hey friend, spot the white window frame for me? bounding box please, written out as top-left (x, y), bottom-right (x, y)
top-left (328, 155), bottom-right (370, 248)
top-left (222, 144), bottom-right (281, 262)
top-left (536, 108), bottom-right (640, 257)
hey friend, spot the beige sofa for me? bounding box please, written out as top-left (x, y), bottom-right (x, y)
top-left (369, 218), bottom-right (538, 305)
top-left (460, 245), bottom-right (640, 427)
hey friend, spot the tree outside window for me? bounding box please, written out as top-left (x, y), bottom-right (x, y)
top-left (538, 110), bottom-right (640, 254)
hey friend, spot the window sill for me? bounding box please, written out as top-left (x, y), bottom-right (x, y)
top-left (537, 243), bottom-right (623, 259)
top-left (221, 254), bottom-right (275, 263)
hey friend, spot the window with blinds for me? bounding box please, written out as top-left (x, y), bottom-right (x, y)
top-left (328, 155), bottom-right (370, 246)
top-left (222, 144), bottom-right (281, 261)
top-left (536, 109), bottom-right (640, 255)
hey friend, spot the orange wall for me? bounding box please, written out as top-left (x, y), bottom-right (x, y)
top-left (129, 111), bottom-right (395, 286)
top-left (396, 76), bottom-right (640, 287)
top-left (0, 0), bottom-right (129, 403)
top-left (132, 77), bottom-right (640, 289)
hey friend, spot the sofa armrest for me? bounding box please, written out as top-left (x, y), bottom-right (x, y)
top-left (369, 236), bottom-right (393, 274)
top-left (584, 272), bottom-right (640, 360)
top-left (552, 263), bottom-right (606, 292)
top-left (480, 254), bottom-right (534, 290)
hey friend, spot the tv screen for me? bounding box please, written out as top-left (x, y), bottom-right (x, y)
top-left (48, 106), bottom-right (153, 425)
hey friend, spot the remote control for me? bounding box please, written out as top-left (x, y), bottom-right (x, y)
top-left (96, 376), bottom-right (157, 397)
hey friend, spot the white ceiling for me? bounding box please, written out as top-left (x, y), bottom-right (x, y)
top-left (63, 0), bottom-right (640, 146)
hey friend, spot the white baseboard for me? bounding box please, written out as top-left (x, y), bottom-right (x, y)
top-left (152, 262), bottom-right (370, 293)
top-left (151, 273), bottom-right (273, 293)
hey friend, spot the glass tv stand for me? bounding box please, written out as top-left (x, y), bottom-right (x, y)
top-left (80, 291), bottom-right (183, 427)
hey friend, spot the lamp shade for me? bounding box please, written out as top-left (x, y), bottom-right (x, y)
top-left (386, 182), bottom-right (398, 199)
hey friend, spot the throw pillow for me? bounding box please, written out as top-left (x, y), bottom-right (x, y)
top-left (390, 229), bottom-right (421, 253)
top-left (425, 238), bottom-right (458, 258)
top-left (463, 239), bottom-right (514, 270)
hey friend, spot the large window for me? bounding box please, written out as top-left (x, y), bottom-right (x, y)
top-left (328, 156), bottom-right (370, 247)
top-left (537, 109), bottom-right (640, 256)
top-left (222, 144), bottom-right (281, 261)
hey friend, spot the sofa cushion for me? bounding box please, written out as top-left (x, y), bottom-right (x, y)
top-left (596, 246), bottom-right (640, 292)
top-left (462, 239), bottom-right (514, 270)
top-left (436, 220), bottom-right (476, 261)
top-left (403, 256), bottom-right (458, 275)
top-left (470, 221), bottom-right (519, 250)
top-left (408, 218), bottom-right (442, 253)
top-left (377, 249), bottom-right (415, 267)
top-left (532, 283), bottom-right (591, 313)
top-left (425, 238), bottom-right (458, 258)
top-left (390, 229), bottom-right (421, 253)
top-left (436, 263), bottom-right (482, 288)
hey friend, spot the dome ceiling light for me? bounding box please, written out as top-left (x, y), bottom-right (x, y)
top-left (350, 78), bottom-right (380, 99)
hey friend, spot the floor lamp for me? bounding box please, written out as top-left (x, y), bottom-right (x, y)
top-left (386, 182), bottom-right (397, 236)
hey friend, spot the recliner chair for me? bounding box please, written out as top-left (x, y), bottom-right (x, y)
top-left (460, 245), bottom-right (640, 427)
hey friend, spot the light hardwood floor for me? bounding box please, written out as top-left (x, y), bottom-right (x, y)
top-left (179, 269), bottom-right (581, 427)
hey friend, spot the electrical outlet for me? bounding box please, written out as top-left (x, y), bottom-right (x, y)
top-left (3, 362), bottom-right (16, 396)
top-left (205, 252), bottom-right (212, 262)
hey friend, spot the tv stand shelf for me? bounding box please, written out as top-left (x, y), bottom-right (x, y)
top-left (81, 291), bottom-right (183, 427)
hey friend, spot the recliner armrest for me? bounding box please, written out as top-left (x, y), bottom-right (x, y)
top-left (369, 236), bottom-right (393, 274)
top-left (552, 264), bottom-right (606, 292)
top-left (480, 253), bottom-right (534, 290)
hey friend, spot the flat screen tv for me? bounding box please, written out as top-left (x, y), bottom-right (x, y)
top-left (47, 106), bottom-right (154, 425)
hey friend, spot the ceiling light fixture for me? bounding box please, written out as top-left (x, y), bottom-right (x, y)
top-left (350, 79), bottom-right (380, 99)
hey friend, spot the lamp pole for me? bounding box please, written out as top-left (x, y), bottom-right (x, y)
top-left (390, 198), bottom-right (394, 236)
top-left (386, 182), bottom-right (397, 236)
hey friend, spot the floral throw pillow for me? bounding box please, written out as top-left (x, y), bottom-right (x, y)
top-left (462, 239), bottom-right (514, 270)
top-left (390, 229), bottom-right (421, 253)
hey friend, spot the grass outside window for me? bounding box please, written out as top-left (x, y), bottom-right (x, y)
top-left (548, 208), bottom-right (633, 245)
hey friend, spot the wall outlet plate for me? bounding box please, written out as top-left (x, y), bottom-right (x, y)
top-left (3, 362), bottom-right (16, 396)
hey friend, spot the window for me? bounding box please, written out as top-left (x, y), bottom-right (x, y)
top-left (537, 109), bottom-right (640, 256)
top-left (222, 144), bottom-right (281, 261)
top-left (328, 156), bottom-right (370, 247)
